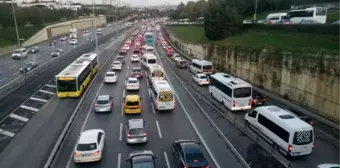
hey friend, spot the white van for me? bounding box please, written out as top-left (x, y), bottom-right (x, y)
top-left (189, 59), bottom-right (214, 75)
top-left (141, 53), bottom-right (157, 69)
top-left (266, 13), bottom-right (287, 24)
top-left (142, 45), bottom-right (154, 55)
top-left (150, 80), bottom-right (175, 111)
top-left (12, 48), bottom-right (28, 60)
top-left (245, 106), bottom-right (314, 157)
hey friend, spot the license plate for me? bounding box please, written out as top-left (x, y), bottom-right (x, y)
top-left (82, 153), bottom-right (91, 156)
top-left (159, 106), bottom-right (165, 108)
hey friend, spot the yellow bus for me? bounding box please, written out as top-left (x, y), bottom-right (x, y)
top-left (56, 53), bottom-right (98, 98)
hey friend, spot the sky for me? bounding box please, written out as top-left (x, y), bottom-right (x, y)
top-left (17, 0), bottom-right (196, 6)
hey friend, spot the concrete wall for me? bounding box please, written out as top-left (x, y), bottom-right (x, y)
top-left (22, 16), bottom-right (107, 47)
top-left (165, 28), bottom-right (340, 122)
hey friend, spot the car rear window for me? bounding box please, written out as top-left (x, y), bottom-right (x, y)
top-left (180, 61), bottom-right (186, 64)
top-left (126, 101), bottom-right (139, 106)
top-left (106, 73), bottom-right (115, 77)
top-left (128, 80), bottom-right (138, 83)
top-left (97, 100), bottom-right (109, 104)
top-left (133, 69), bottom-right (141, 72)
top-left (185, 153), bottom-right (206, 163)
top-left (116, 57), bottom-right (123, 60)
top-left (199, 75), bottom-right (207, 79)
top-left (77, 143), bottom-right (97, 151)
top-left (129, 128), bottom-right (145, 135)
top-left (133, 162), bottom-right (154, 168)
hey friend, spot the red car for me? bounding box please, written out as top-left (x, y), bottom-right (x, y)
top-left (251, 92), bottom-right (266, 106)
top-left (133, 48), bottom-right (141, 54)
top-left (130, 67), bottom-right (143, 78)
top-left (119, 49), bottom-right (127, 55)
top-left (166, 47), bottom-right (174, 56)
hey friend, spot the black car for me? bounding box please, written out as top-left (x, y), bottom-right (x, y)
top-left (51, 49), bottom-right (65, 57)
top-left (20, 62), bottom-right (38, 74)
top-left (28, 46), bottom-right (39, 53)
top-left (48, 40), bottom-right (57, 46)
top-left (115, 55), bottom-right (125, 64)
top-left (126, 150), bottom-right (157, 168)
top-left (172, 139), bottom-right (209, 168)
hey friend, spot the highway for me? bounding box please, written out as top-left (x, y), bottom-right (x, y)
top-left (0, 24), bottom-right (131, 168)
top-left (49, 38), bottom-right (246, 168)
top-left (0, 23), bottom-right (120, 86)
top-left (157, 32), bottom-right (340, 168)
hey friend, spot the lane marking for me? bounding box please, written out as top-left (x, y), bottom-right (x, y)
top-left (45, 84), bottom-right (56, 88)
top-left (164, 152), bottom-right (171, 168)
top-left (30, 97), bottom-right (48, 103)
top-left (146, 77), bottom-right (149, 86)
top-left (155, 120), bottom-right (162, 138)
top-left (148, 88), bottom-right (151, 96)
top-left (0, 128), bottom-right (15, 137)
top-left (122, 90), bottom-right (125, 98)
top-left (155, 44), bottom-right (222, 168)
top-left (150, 102), bottom-right (156, 114)
top-left (119, 122), bottom-right (123, 141)
top-left (65, 82), bottom-right (104, 168)
top-left (117, 153), bottom-right (121, 168)
top-left (9, 65), bottom-right (16, 69)
top-left (126, 71), bottom-right (128, 77)
top-left (13, 72), bottom-right (19, 76)
top-left (20, 105), bottom-right (39, 112)
top-left (0, 78), bottom-right (7, 82)
top-left (124, 80), bottom-right (127, 86)
top-left (121, 103), bottom-right (124, 116)
top-left (9, 113), bottom-right (29, 122)
top-left (39, 89), bottom-right (55, 95)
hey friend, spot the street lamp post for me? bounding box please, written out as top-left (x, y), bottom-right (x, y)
top-left (11, 2), bottom-right (21, 48)
top-left (253, 0), bottom-right (258, 21)
top-left (92, 0), bottom-right (100, 66)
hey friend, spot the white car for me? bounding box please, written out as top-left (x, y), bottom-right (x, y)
top-left (192, 73), bottom-right (209, 85)
top-left (162, 45), bottom-right (169, 49)
top-left (130, 54), bottom-right (139, 62)
top-left (60, 36), bottom-right (67, 41)
top-left (317, 164), bottom-right (340, 168)
top-left (12, 48), bottom-right (28, 60)
top-left (69, 39), bottom-right (78, 45)
top-left (126, 77), bottom-right (139, 91)
top-left (104, 71), bottom-right (117, 83)
top-left (73, 129), bottom-right (105, 163)
top-left (171, 53), bottom-right (181, 62)
top-left (112, 61), bottom-right (122, 71)
top-left (124, 45), bottom-right (130, 50)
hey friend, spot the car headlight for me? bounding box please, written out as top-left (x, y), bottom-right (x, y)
top-left (20, 68), bottom-right (23, 70)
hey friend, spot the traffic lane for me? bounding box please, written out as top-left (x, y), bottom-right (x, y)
top-left (163, 53), bottom-right (340, 167)
top-left (156, 49), bottom-right (245, 168)
top-left (0, 35), bottom-right (127, 168)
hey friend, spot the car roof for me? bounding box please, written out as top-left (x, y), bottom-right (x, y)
top-left (132, 67), bottom-right (141, 70)
top-left (78, 129), bottom-right (103, 144)
top-left (196, 73), bottom-right (207, 77)
top-left (128, 119), bottom-right (144, 129)
top-left (113, 61), bottom-right (121, 63)
top-left (128, 77), bottom-right (138, 81)
top-left (132, 155), bottom-right (153, 164)
top-left (125, 95), bottom-right (140, 101)
top-left (97, 95), bottom-right (110, 100)
top-left (116, 55), bottom-right (123, 58)
top-left (106, 71), bottom-right (116, 75)
top-left (180, 142), bottom-right (201, 154)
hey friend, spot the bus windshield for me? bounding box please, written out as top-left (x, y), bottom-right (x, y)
top-left (57, 80), bottom-right (77, 92)
top-left (233, 87), bottom-right (251, 98)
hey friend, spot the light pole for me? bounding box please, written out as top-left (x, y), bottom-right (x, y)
top-left (253, 0), bottom-right (258, 21)
top-left (92, 0), bottom-right (100, 66)
top-left (11, 1), bottom-right (21, 48)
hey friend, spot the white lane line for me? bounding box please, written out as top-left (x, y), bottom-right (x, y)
top-left (20, 105), bottom-right (39, 112)
top-left (124, 80), bottom-right (127, 86)
top-left (0, 128), bottom-right (15, 137)
top-left (0, 78), bottom-right (7, 82)
top-left (155, 120), bottom-right (162, 138)
top-left (9, 65), bottom-right (16, 69)
top-left (148, 88), bottom-right (151, 96)
top-left (122, 90), bottom-right (125, 98)
top-left (150, 102), bottom-right (156, 114)
top-left (119, 123), bottom-right (123, 141)
top-left (164, 152), bottom-right (171, 168)
top-left (37, 60), bottom-right (43, 65)
top-left (45, 84), bottom-right (56, 88)
top-left (146, 77), bottom-right (149, 86)
top-left (121, 103), bottom-right (124, 116)
top-left (30, 97), bottom-right (48, 103)
top-left (39, 89), bottom-right (55, 95)
top-left (65, 82), bottom-right (104, 168)
top-left (13, 72), bottom-right (19, 76)
top-left (126, 71), bottom-right (128, 77)
top-left (9, 113), bottom-right (29, 122)
top-left (155, 46), bottom-right (222, 168)
top-left (117, 153), bottom-right (121, 168)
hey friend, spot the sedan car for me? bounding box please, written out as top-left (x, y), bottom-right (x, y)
top-left (28, 46), bottom-right (39, 53)
top-left (59, 36), bottom-right (68, 41)
top-left (20, 61), bottom-right (38, 74)
top-left (112, 61), bottom-right (122, 71)
top-left (69, 39), bottom-right (78, 45)
top-left (48, 40), bottom-right (57, 46)
top-left (172, 139), bottom-right (209, 168)
top-left (176, 59), bottom-right (188, 68)
top-left (94, 95), bottom-right (113, 113)
top-left (116, 55), bottom-right (125, 65)
top-left (130, 67), bottom-right (143, 79)
top-left (104, 71), bottom-right (117, 83)
top-left (192, 73), bottom-right (209, 86)
top-left (51, 49), bottom-right (65, 57)
top-left (73, 129), bottom-right (105, 163)
top-left (119, 49), bottom-right (127, 55)
top-left (126, 77), bottom-right (139, 91)
top-left (126, 150), bottom-right (157, 168)
top-left (130, 54), bottom-right (139, 62)
top-left (126, 119), bottom-right (147, 144)
top-left (171, 53), bottom-right (181, 62)
top-left (251, 92), bottom-right (266, 106)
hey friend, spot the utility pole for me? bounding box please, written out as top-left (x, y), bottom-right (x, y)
top-left (92, 0), bottom-right (100, 66)
top-left (253, 0), bottom-right (258, 21)
top-left (11, 2), bottom-right (21, 48)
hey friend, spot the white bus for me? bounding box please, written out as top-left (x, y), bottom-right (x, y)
top-left (141, 53), bottom-right (157, 69)
top-left (189, 59), bottom-right (214, 75)
top-left (147, 64), bottom-right (164, 83)
top-left (142, 45), bottom-right (154, 55)
top-left (209, 72), bottom-right (252, 111)
top-left (287, 7), bottom-right (327, 24)
top-left (245, 106), bottom-right (314, 157)
top-left (150, 80), bottom-right (175, 111)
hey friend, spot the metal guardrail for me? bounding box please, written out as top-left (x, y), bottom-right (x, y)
top-left (0, 27), bottom-right (127, 102)
top-left (160, 25), bottom-right (340, 133)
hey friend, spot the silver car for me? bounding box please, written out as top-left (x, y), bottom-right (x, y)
top-left (126, 119), bottom-right (147, 144)
top-left (94, 95), bottom-right (113, 113)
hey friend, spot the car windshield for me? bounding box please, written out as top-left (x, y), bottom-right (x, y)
top-left (106, 73), bottom-right (115, 77)
top-left (133, 161), bottom-right (154, 168)
top-left (199, 75), bottom-right (207, 79)
top-left (126, 101), bottom-right (139, 106)
top-left (97, 99), bottom-right (109, 104)
top-left (13, 50), bottom-right (21, 53)
top-left (128, 80), bottom-right (138, 83)
top-left (76, 143), bottom-right (97, 151)
top-left (54, 49), bottom-right (61, 52)
top-left (113, 62), bottom-right (121, 65)
top-left (180, 61), bottom-right (186, 64)
top-left (129, 128), bottom-right (145, 135)
top-left (147, 59), bottom-right (156, 64)
top-left (203, 65), bottom-right (212, 70)
top-left (185, 153), bottom-right (206, 163)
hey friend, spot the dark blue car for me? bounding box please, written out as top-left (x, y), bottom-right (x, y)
top-left (127, 150), bottom-right (157, 168)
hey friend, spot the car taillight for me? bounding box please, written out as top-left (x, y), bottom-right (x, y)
top-left (93, 150), bottom-right (100, 155)
top-left (312, 144), bottom-right (315, 149)
top-left (127, 134), bottom-right (132, 138)
top-left (173, 101), bottom-right (176, 108)
top-left (73, 152), bottom-right (80, 156)
top-left (287, 144), bottom-right (292, 153)
top-left (248, 99), bottom-right (252, 106)
top-left (95, 104), bottom-right (98, 107)
top-left (205, 165), bottom-right (210, 168)
top-left (143, 132), bottom-right (147, 136)
top-left (232, 100), bottom-right (236, 107)
top-left (210, 68), bottom-right (214, 72)
top-left (131, 73), bottom-right (134, 77)
top-left (309, 121), bottom-right (313, 125)
top-left (183, 166), bottom-right (188, 168)
top-left (155, 102), bottom-right (159, 108)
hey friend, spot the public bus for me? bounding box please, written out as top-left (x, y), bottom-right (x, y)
top-left (147, 64), bottom-right (164, 83)
top-left (144, 32), bottom-right (153, 46)
top-left (209, 72), bottom-right (252, 111)
top-left (56, 53), bottom-right (98, 98)
top-left (287, 7), bottom-right (327, 24)
top-left (150, 80), bottom-right (175, 112)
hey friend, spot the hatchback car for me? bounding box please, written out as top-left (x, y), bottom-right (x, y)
top-left (126, 77), bottom-right (139, 91)
top-left (176, 59), bottom-right (188, 68)
top-left (172, 139), bottom-right (209, 168)
top-left (94, 95), bottom-right (113, 113)
top-left (126, 150), bottom-right (157, 168)
top-left (130, 54), bottom-right (140, 62)
top-left (104, 71), bottom-right (117, 83)
top-left (192, 73), bottom-right (209, 86)
top-left (124, 95), bottom-right (142, 114)
top-left (112, 61), bottom-right (122, 71)
top-left (116, 55), bottom-right (125, 64)
top-left (130, 67), bottom-right (143, 79)
top-left (126, 119), bottom-right (147, 144)
top-left (73, 129), bottom-right (105, 163)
